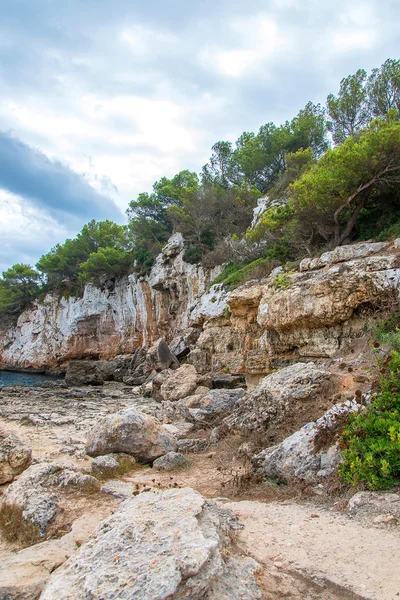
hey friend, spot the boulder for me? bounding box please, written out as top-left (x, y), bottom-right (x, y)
top-left (85, 406), bottom-right (176, 461)
top-left (0, 425), bottom-right (32, 484)
top-left (153, 452), bottom-right (188, 471)
top-left (160, 364), bottom-right (199, 401)
top-left (196, 389), bottom-right (245, 422)
top-left (1, 463), bottom-right (60, 535)
top-left (0, 535), bottom-right (77, 600)
top-left (1, 462), bottom-right (100, 536)
top-left (146, 338), bottom-right (179, 371)
top-left (170, 327), bottom-right (201, 358)
top-left (40, 488), bottom-right (262, 600)
top-left (91, 454), bottom-right (119, 476)
top-left (65, 361), bottom-right (104, 386)
top-left (253, 399), bottom-right (362, 484)
top-left (224, 362), bottom-right (330, 434)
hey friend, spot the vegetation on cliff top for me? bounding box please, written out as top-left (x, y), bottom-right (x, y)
top-left (2, 58), bottom-right (400, 324)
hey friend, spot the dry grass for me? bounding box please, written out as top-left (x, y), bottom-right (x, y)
top-left (0, 504), bottom-right (40, 547)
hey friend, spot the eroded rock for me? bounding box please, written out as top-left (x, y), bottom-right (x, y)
top-left (65, 361), bottom-right (104, 386)
top-left (253, 399), bottom-right (362, 484)
top-left (152, 451), bottom-right (188, 471)
top-left (85, 406), bottom-right (176, 461)
top-left (0, 425), bottom-right (32, 484)
top-left (160, 364), bottom-right (199, 401)
top-left (224, 362), bottom-right (330, 434)
top-left (40, 487), bottom-right (261, 600)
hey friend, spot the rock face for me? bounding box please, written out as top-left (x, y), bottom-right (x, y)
top-left (85, 406), bottom-right (176, 461)
top-left (0, 233), bottom-right (221, 371)
top-left (40, 487), bottom-right (262, 600)
top-left (224, 362), bottom-right (330, 434)
top-left (0, 425), bottom-right (32, 484)
top-left (65, 360), bottom-right (104, 386)
top-left (1, 238), bottom-right (400, 380)
top-left (253, 399), bottom-right (363, 483)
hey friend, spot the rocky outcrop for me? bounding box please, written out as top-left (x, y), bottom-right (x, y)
top-left (0, 234), bottom-right (221, 371)
top-left (0, 425), bottom-right (32, 484)
top-left (85, 406), bottom-right (176, 461)
top-left (2, 237), bottom-right (400, 379)
top-left (65, 360), bottom-right (104, 386)
top-left (191, 239), bottom-right (400, 378)
top-left (1, 462), bottom-right (99, 535)
top-left (0, 535), bottom-right (77, 600)
top-left (253, 399), bottom-right (363, 484)
top-left (40, 487), bottom-right (263, 600)
top-left (223, 362), bottom-right (330, 435)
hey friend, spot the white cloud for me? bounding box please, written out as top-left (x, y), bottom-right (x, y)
top-left (0, 189), bottom-right (69, 271)
top-left (200, 15), bottom-right (291, 78)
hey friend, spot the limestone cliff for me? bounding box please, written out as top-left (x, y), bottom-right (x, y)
top-left (1, 235), bottom-right (400, 376)
top-left (0, 234), bottom-right (221, 371)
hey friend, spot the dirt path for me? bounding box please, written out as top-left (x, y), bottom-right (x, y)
top-left (224, 500), bottom-right (400, 600)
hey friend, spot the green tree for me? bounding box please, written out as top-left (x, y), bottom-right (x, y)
top-left (0, 264), bottom-right (41, 321)
top-left (290, 114), bottom-right (400, 247)
top-left (367, 59), bottom-right (400, 118)
top-left (79, 247), bottom-right (133, 284)
top-left (37, 220), bottom-right (131, 288)
top-left (201, 142), bottom-right (234, 188)
top-left (327, 69), bottom-right (370, 144)
top-left (290, 102), bottom-right (329, 158)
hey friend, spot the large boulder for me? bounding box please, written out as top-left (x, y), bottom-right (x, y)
top-left (253, 399), bottom-right (362, 484)
top-left (65, 361), bottom-right (104, 386)
top-left (224, 362), bottom-right (330, 434)
top-left (85, 406), bottom-right (176, 461)
top-left (0, 425), bottom-right (32, 484)
top-left (40, 487), bottom-right (263, 600)
top-left (160, 364), bottom-right (199, 401)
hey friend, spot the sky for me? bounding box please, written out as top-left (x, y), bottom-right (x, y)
top-left (0, 0), bottom-right (399, 271)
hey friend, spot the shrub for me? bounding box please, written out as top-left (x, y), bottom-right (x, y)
top-left (183, 243), bottom-right (203, 264)
top-left (211, 258), bottom-right (275, 289)
top-left (339, 351), bottom-right (400, 490)
top-left (373, 312), bottom-right (400, 352)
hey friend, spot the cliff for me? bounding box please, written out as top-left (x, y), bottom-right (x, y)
top-left (0, 234), bottom-right (221, 371)
top-left (1, 234), bottom-right (400, 378)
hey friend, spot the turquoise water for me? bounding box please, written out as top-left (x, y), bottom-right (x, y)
top-left (0, 370), bottom-right (63, 387)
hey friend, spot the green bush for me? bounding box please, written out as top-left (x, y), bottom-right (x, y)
top-left (211, 258), bottom-right (274, 289)
top-left (183, 243), bottom-right (203, 264)
top-left (339, 351), bottom-right (400, 490)
top-left (373, 312), bottom-right (400, 352)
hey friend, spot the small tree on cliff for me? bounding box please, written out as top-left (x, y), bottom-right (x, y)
top-left (0, 264), bottom-right (41, 323)
top-left (290, 112), bottom-right (400, 247)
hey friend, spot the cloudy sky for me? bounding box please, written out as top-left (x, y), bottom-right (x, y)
top-left (0, 0), bottom-right (399, 271)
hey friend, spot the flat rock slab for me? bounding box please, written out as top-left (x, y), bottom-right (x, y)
top-left (225, 500), bottom-right (400, 600)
